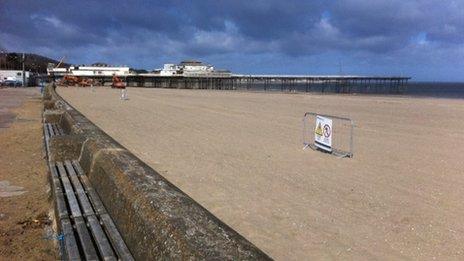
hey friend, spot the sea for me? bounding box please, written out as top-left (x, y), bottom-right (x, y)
top-left (242, 81), bottom-right (464, 99)
top-left (403, 82), bottom-right (464, 99)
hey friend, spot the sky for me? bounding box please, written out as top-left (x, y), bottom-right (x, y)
top-left (1, 0), bottom-right (463, 81)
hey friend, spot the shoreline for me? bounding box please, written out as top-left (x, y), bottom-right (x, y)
top-left (122, 85), bottom-right (464, 101)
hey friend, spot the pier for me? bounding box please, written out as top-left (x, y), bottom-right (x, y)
top-left (82, 74), bottom-right (410, 94)
top-left (47, 60), bottom-right (410, 94)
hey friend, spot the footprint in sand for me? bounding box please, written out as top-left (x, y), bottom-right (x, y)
top-left (0, 180), bottom-right (27, 197)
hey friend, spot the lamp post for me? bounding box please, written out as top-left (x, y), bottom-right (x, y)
top-left (22, 53), bottom-right (26, 87)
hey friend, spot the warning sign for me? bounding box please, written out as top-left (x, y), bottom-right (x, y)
top-left (315, 122), bottom-right (323, 136)
top-left (314, 115), bottom-right (332, 152)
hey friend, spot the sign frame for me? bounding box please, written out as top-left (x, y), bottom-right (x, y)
top-left (302, 112), bottom-right (354, 158)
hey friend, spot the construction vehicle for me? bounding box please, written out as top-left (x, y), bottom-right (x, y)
top-left (60, 75), bottom-right (80, 86)
top-left (111, 75), bottom-right (126, 89)
top-left (59, 75), bottom-right (101, 87)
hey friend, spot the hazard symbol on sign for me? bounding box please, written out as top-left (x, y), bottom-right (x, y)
top-left (314, 116), bottom-right (332, 152)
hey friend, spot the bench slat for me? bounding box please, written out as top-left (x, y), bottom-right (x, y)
top-left (74, 216), bottom-right (99, 260)
top-left (49, 164), bottom-right (68, 219)
top-left (56, 162), bottom-right (82, 218)
top-left (87, 215), bottom-right (117, 260)
top-left (79, 175), bottom-right (107, 215)
top-left (100, 214), bottom-right (134, 261)
top-left (55, 192), bottom-right (69, 220)
top-left (61, 218), bottom-right (81, 261)
top-left (64, 161), bottom-right (94, 216)
top-left (44, 123), bottom-right (51, 139)
top-left (47, 123), bottom-right (55, 136)
top-left (72, 160), bottom-right (85, 176)
top-left (53, 123), bottom-right (60, 135)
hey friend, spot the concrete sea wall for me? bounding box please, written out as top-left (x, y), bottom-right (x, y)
top-left (43, 85), bottom-right (271, 260)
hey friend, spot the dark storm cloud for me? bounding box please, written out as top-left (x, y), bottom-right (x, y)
top-left (179, 0), bottom-right (325, 40)
top-left (1, 1), bottom-right (183, 45)
top-left (1, 0), bottom-right (463, 80)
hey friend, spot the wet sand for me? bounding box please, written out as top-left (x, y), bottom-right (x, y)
top-left (59, 87), bottom-right (464, 260)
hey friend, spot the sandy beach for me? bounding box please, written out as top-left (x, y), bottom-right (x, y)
top-left (58, 87), bottom-right (464, 260)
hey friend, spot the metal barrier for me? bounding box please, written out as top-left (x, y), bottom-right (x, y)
top-left (302, 112), bottom-right (354, 158)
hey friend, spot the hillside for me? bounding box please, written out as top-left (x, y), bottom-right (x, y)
top-left (0, 53), bottom-right (69, 74)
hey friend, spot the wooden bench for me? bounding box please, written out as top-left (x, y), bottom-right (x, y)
top-left (44, 123), bottom-right (64, 155)
top-left (49, 159), bottom-right (134, 261)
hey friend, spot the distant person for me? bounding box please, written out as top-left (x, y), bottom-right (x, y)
top-left (39, 81), bottom-right (45, 95)
top-left (111, 74), bottom-right (128, 100)
top-left (120, 84), bottom-right (128, 100)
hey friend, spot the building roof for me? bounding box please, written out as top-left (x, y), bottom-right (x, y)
top-left (91, 62), bottom-right (110, 67)
top-left (180, 60), bottom-right (205, 66)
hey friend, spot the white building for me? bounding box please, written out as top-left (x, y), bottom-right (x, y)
top-left (69, 65), bottom-right (131, 77)
top-left (0, 70), bottom-right (30, 84)
top-left (47, 67), bottom-right (68, 77)
top-left (47, 64), bottom-right (131, 77)
top-left (159, 64), bottom-right (180, 76)
top-left (158, 60), bottom-right (230, 77)
top-left (179, 60), bottom-right (214, 73)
